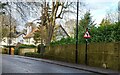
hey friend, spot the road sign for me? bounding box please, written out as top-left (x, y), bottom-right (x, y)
top-left (84, 30), bottom-right (91, 39)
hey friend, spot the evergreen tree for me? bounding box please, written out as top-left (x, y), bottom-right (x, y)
top-left (78, 11), bottom-right (95, 43)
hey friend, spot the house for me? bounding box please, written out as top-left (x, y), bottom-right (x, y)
top-left (22, 15), bottom-right (76, 45)
top-left (64, 19), bottom-right (76, 37)
top-left (53, 24), bottom-right (70, 41)
top-left (23, 22), bottom-right (38, 45)
top-left (1, 36), bottom-right (16, 47)
top-left (23, 21), bottom-right (70, 45)
top-left (1, 31), bottom-right (26, 47)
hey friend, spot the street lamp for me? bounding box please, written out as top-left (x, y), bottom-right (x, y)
top-left (75, 0), bottom-right (79, 64)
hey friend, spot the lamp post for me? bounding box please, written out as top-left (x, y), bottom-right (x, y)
top-left (75, 0), bottom-right (79, 64)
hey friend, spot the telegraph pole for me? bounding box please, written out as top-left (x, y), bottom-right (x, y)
top-left (75, 0), bottom-right (79, 64)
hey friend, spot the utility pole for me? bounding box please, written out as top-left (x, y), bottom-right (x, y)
top-left (75, 0), bottom-right (79, 64)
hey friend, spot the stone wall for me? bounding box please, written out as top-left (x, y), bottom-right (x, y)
top-left (44, 42), bottom-right (120, 71)
top-left (19, 48), bottom-right (37, 55)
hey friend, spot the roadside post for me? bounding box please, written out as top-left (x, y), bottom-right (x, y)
top-left (75, 0), bottom-right (79, 64)
top-left (84, 28), bottom-right (91, 65)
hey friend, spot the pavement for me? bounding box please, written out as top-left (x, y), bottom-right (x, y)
top-left (13, 55), bottom-right (120, 75)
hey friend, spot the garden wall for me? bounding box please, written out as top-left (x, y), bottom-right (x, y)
top-left (19, 48), bottom-right (37, 55)
top-left (44, 42), bottom-right (120, 71)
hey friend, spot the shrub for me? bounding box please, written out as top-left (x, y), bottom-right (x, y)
top-left (14, 48), bottom-right (19, 55)
top-left (18, 44), bottom-right (36, 49)
top-left (24, 52), bottom-right (42, 58)
top-left (50, 22), bottom-right (120, 45)
top-left (50, 37), bottom-right (75, 45)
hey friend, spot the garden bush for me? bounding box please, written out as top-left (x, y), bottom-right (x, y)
top-left (14, 48), bottom-right (19, 55)
top-left (50, 22), bottom-right (120, 45)
top-left (18, 44), bottom-right (36, 49)
top-left (24, 52), bottom-right (42, 58)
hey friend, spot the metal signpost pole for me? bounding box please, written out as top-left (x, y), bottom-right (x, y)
top-left (85, 39), bottom-right (88, 65)
top-left (84, 28), bottom-right (91, 65)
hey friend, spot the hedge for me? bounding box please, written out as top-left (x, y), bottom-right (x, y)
top-left (18, 44), bottom-right (36, 49)
top-left (24, 52), bottom-right (42, 58)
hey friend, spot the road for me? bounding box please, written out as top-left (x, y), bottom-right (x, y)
top-left (2, 55), bottom-right (100, 75)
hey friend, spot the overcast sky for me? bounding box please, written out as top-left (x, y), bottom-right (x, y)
top-left (1, 0), bottom-right (119, 30)
top-left (84, 0), bottom-right (119, 24)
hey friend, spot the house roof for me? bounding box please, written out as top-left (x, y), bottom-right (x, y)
top-left (23, 28), bottom-right (38, 39)
top-left (23, 24), bottom-right (69, 39)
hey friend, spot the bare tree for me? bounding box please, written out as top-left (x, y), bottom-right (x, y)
top-left (39, 1), bottom-right (84, 45)
top-left (0, 14), bottom-right (17, 38)
top-left (1, 1), bottom-right (86, 45)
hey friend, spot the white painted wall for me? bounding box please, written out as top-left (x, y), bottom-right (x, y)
top-left (1, 37), bottom-right (17, 46)
top-left (23, 38), bottom-right (35, 45)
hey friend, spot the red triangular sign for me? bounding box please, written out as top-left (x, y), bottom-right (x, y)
top-left (84, 31), bottom-right (91, 38)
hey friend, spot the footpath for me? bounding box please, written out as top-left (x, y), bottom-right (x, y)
top-left (14, 55), bottom-right (120, 75)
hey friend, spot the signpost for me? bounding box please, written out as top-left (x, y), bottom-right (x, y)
top-left (84, 28), bottom-right (91, 65)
